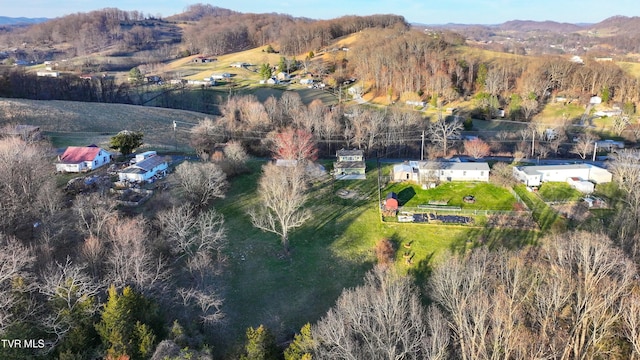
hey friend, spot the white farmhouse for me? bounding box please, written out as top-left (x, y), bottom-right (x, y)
top-left (118, 155), bottom-right (168, 183)
top-left (512, 164), bottom-right (612, 187)
top-left (56, 145), bottom-right (111, 173)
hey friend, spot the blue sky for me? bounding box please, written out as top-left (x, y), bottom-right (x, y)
top-left (2, 0), bottom-right (638, 24)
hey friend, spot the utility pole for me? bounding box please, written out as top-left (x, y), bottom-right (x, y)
top-left (531, 128), bottom-right (535, 158)
top-left (421, 130), bottom-right (425, 161)
top-left (592, 142), bottom-right (597, 162)
top-left (173, 120), bottom-right (177, 151)
top-left (377, 153), bottom-right (382, 219)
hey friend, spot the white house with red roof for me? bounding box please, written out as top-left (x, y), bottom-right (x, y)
top-left (56, 145), bottom-right (112, 173)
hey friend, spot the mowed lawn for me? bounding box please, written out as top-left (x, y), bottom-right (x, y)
top-left (384, 181), bottom-right (518, 210)
top-left (538, 182), bottom-right (583, 202)
top-left (213, 161), bottom-right (473, 355)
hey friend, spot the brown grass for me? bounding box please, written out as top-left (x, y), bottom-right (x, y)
top-left (0, 98), bottom-right (205, 149)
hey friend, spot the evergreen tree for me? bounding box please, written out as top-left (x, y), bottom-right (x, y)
top-left (284, 323), bottom-right (314, 360)
top-left (110, 130), bottom-right (144, 156)
top-left (259, 64), bottom-right (272, 80)
top-left (240, 325), bottom-right (279, 360)
top-left (129, 67), bottom-right (144, 85)
top-left (95, 285), bottom-right (160, 360)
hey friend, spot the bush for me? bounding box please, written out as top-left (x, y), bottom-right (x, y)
top-left (463, 116), bottom-right (473, 130)
top-left (375, 238), bottom-right (395, 266)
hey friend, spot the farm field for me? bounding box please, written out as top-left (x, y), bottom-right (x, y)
top-left (210, 162), bottom-right (526, 355)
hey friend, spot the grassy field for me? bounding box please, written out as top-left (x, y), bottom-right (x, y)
top-left (210, 161), bottom-right (524, 356)
top-left (515, 184), bottom-right (567, 232)
top-left (384, 182), bottom-right (518, 210)
top-left (538, 182), bottom-right (583, 202)
top-left (0, 98), bottom-right (206, 149)
top-left (533, 101), bottom-right (585, 125)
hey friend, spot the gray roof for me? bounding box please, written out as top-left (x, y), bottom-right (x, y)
top-left (517, 164), bottom-right (591, 175)
top-left (337, 149), bottom-right (364, 157)
top-left (416, 161), bottom-right (489, 171)
top-left (122, 155), bottom-right (166, 174)
top-left (334, 161), bottom-right (365, 169)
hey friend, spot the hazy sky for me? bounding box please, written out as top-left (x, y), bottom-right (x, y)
top-left (2, 0), bottom-right (638, 24)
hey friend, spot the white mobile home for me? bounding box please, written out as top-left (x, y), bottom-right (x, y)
top-left (392, 161), bottom-right (490, 183)
top-left (513, 164), bottom-right (612, 187)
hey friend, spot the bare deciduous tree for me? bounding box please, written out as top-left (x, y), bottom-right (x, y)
top-left (174, 161), bottom-right (228, 208)
top-left (105, 216), bottom-right (165, 292)
top-left (222, 140), bottom-right (249, 175)
top-left (270, 127), bottom-right (318, 163)
top-left (81, 235), bottom-right (104, 278)
top-left (570, 132), bottom-right (599, 160)
top-left (312, 266), bottom-right (445, 360)
top-left (429, 231), bottom-right (636, 360)
top-left (608, 150), bottom-right (640, 257)
top-left (157, 205), bottom-right (226, 260)
top-left (521, 98), bottom-right (539, 121)
top-left (427, 118), bottom-right (462, 157)
top-left (176, 287), bottom-right (224, 326)
top-left (0, 137), bottom-right (54, 233)
top-left (190, 117), bottom-right (225, 160)
top-left (248, 163), bottom-right (310, 253)
top-left (622, 292), bottom-right (640, 359)
top-left (0, 233), bottom-right (36, 333)
top-left (38, 257), bottom-right (101, 348)
top-left (463, 138), bottom-right (491, 159)
top-left (73, 193), bottom-right (118, 238)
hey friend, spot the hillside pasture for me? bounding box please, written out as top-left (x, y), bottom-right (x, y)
top-left (0, 98), bottom-right (206, 149)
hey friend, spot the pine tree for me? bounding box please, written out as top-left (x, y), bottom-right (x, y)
top-left (95, 285), bottom-right (159, 360)
top-left (240, 325), bottom-right (279, 360)
top-left (95, 285), bottom-right (133, 359)
top-left (284, 323), bottom-right (314, 360)
top-left (110, 130), bottom-right (144, 156)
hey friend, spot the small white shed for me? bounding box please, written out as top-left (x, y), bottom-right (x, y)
top-left (567, 177), bottom-right (595, 194)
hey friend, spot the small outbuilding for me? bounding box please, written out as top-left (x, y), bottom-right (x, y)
top-left (567, 177), bottom-right (595, 194)
top-left (384, 192), bottom-right (399, 211)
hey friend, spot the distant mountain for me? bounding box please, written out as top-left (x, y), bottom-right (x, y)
top-left (498, 20), bottom-right (584, 32)
top-left (589, 15), bottom-right (640, 34)
top-left (0, 16), bottom-right (49, 25)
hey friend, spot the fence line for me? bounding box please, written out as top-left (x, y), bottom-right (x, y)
top-left (398, 206), bottom-right (531, 216)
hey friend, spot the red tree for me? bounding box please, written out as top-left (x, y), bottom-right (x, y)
top-left (272, 128), bottom-right (318, 162)
top-left (464, 138), bottom-right (491, 159)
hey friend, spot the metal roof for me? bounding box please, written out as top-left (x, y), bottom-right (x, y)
top-left (59, 146), bottom-right (106, 164)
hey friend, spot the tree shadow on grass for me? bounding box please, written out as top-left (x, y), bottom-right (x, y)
top-left (397, 187), bottom-right (416, 206)
top-left (409, 251), bottom-right (436, 285)
top-left (449, 227), bottom-right (540, 255)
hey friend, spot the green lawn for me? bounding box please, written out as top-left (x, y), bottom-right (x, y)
top-left (538, 182), bottom-right (583, 202)
top-left (384, 182), bottom-right (518, 210)
top-left (212, 162), bottom-right (492, 356)
top-left (515, 184), bottom-right (567, 232)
